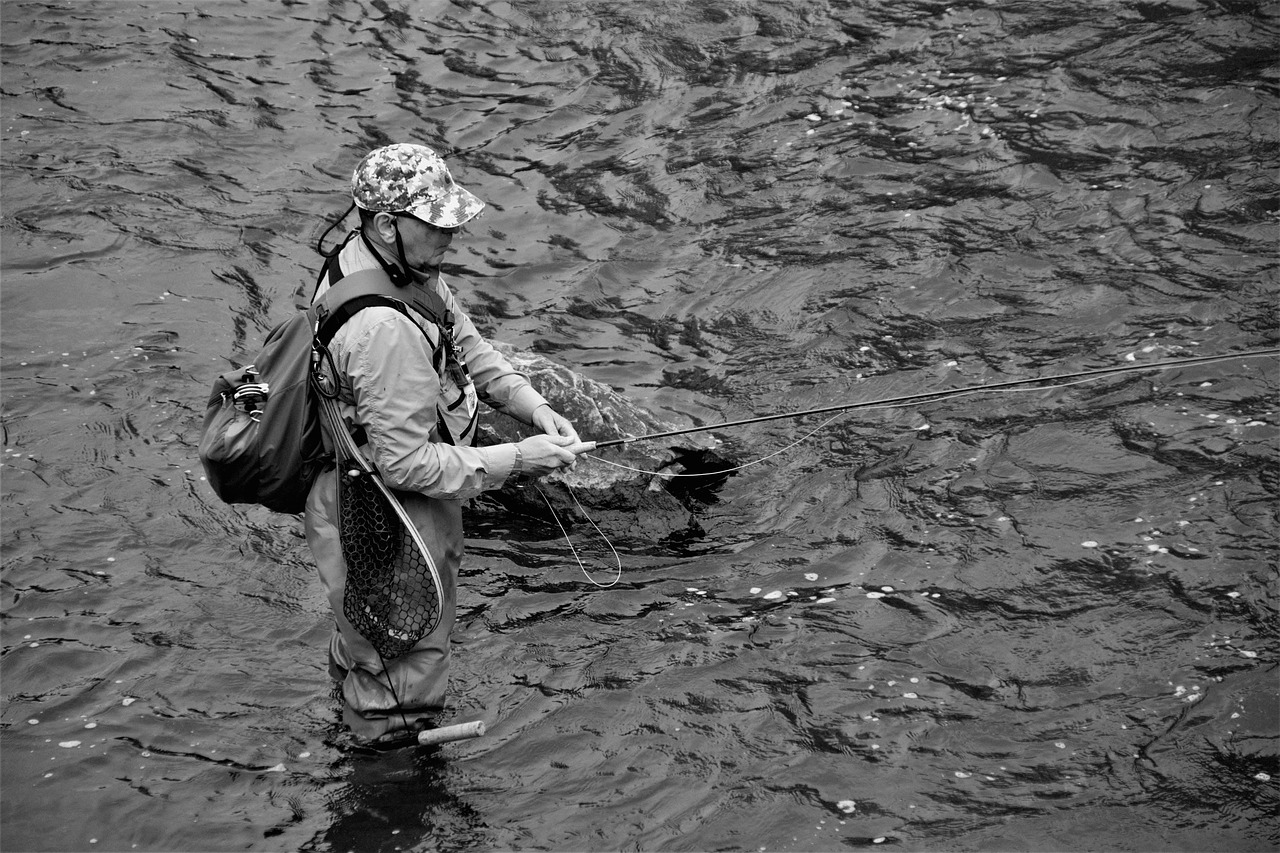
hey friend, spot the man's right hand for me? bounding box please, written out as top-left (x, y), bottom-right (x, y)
top-left (515, 435), bottom-right (596, 477)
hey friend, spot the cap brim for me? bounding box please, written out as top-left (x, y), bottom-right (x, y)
top-left (406, 185), bottom-right (486, 229)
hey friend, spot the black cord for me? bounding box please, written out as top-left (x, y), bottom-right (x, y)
top-left (316, 202), bottom-right (356, 257)
top-left (358, 224), bottom-right (412, 288)
top-left (374, 647), bottom-right (414, 737)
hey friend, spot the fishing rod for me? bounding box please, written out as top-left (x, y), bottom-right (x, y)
top-left (593, 348), bottom-right (1280, 450)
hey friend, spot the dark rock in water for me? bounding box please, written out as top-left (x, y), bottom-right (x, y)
top-left (476, 344), bottom-right (737, 542)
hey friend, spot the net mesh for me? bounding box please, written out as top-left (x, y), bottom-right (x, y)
top-left (337, 465), bottom-right (442, 659)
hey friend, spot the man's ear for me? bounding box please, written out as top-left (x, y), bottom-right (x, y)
top-left (373, 212), bottom-right (398, 242)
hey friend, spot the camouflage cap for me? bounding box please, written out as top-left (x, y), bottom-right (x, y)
top-left (351, 143), bottom-right (485, 228)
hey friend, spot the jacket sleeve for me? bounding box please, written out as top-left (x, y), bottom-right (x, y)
top-left (440, 285), bottom-right (550, 424)
top-left (343, 308), bottom-right (520, 500)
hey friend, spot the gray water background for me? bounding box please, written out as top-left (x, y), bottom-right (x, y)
top-left (1, 1), bottom-right (1277, 851)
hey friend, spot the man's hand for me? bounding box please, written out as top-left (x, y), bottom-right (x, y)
top-left (516, 434), bottom-right (596, 477)
top-left (532, 405), bottom-right (582, 444)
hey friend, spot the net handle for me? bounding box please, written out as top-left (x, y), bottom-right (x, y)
top-left (418, 719), bottom-right (486, 746)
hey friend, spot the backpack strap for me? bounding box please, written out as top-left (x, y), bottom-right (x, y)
top-left (310, 267), bottom-right (452, 370)
top-left (308, 231), bottom-right (450, 330)
top-left (315, 294), bottom-right (424, 349)
top-left (312, 268), bottom-right (448, 328)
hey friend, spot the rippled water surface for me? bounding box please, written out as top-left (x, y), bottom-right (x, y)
top-left (2, 1), bottom-right (1277, 851)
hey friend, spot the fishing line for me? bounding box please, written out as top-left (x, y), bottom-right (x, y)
top-left (593, 348), bottom-right (1280, 450)
top-left (587, 411), bottom-right (851, 478)
top-left (585, 368), bottom-right (1196, 478)
top-left (542, 413), bottom-right (846, 586)
top-left (535, 484), bottom-right (622, 588)
top-left (541, 417), bottom-right (849, 589)
top-left (593, 348), bottom-right (1274, 448)
top-left (550, 347), bottom-right (1277, 587)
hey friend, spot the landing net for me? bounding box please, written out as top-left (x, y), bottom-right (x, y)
top-left (336, 465), bottom-right (442, 658)
top-left (313, 355), bottom-right (443, 659)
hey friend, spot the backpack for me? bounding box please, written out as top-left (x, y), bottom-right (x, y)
top-left (197, 268), bottom-right (436, 514)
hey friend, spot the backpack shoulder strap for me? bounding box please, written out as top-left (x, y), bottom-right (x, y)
top-left (310, 267), bottom-right (452, 347)
top-left (311, 268), bottom-right (411, 343)
top-left (315, 294), bottom-right (418, 349)
top-left (311, 267), bottom-right (396, 324)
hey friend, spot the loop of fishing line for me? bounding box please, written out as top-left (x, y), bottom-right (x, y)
top-left (534, 418), bottom-right (844, 590)
top-left (534, 483), bottom-right (621, 589)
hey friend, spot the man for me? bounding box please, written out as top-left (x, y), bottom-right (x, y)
top-left (305, 142), bottom-right (593, 742)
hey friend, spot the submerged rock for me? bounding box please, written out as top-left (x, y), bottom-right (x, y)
top-left (476, 344), bottom-right (737, 541)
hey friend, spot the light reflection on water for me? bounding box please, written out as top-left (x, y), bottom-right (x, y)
top-left (2, 1), bottom-right (1277, 851)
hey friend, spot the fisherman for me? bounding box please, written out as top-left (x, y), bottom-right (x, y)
top-left (307, 142), bottom-right (593, 742)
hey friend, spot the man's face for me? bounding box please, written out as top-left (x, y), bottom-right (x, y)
top-left (379, 212), bottom-right (459, 272)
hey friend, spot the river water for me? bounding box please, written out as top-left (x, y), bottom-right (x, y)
top-left (2, 1), bottom-right (1277, 851)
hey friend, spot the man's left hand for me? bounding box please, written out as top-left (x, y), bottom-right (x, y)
top-left (532, 405), bottom-right (581, 444)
